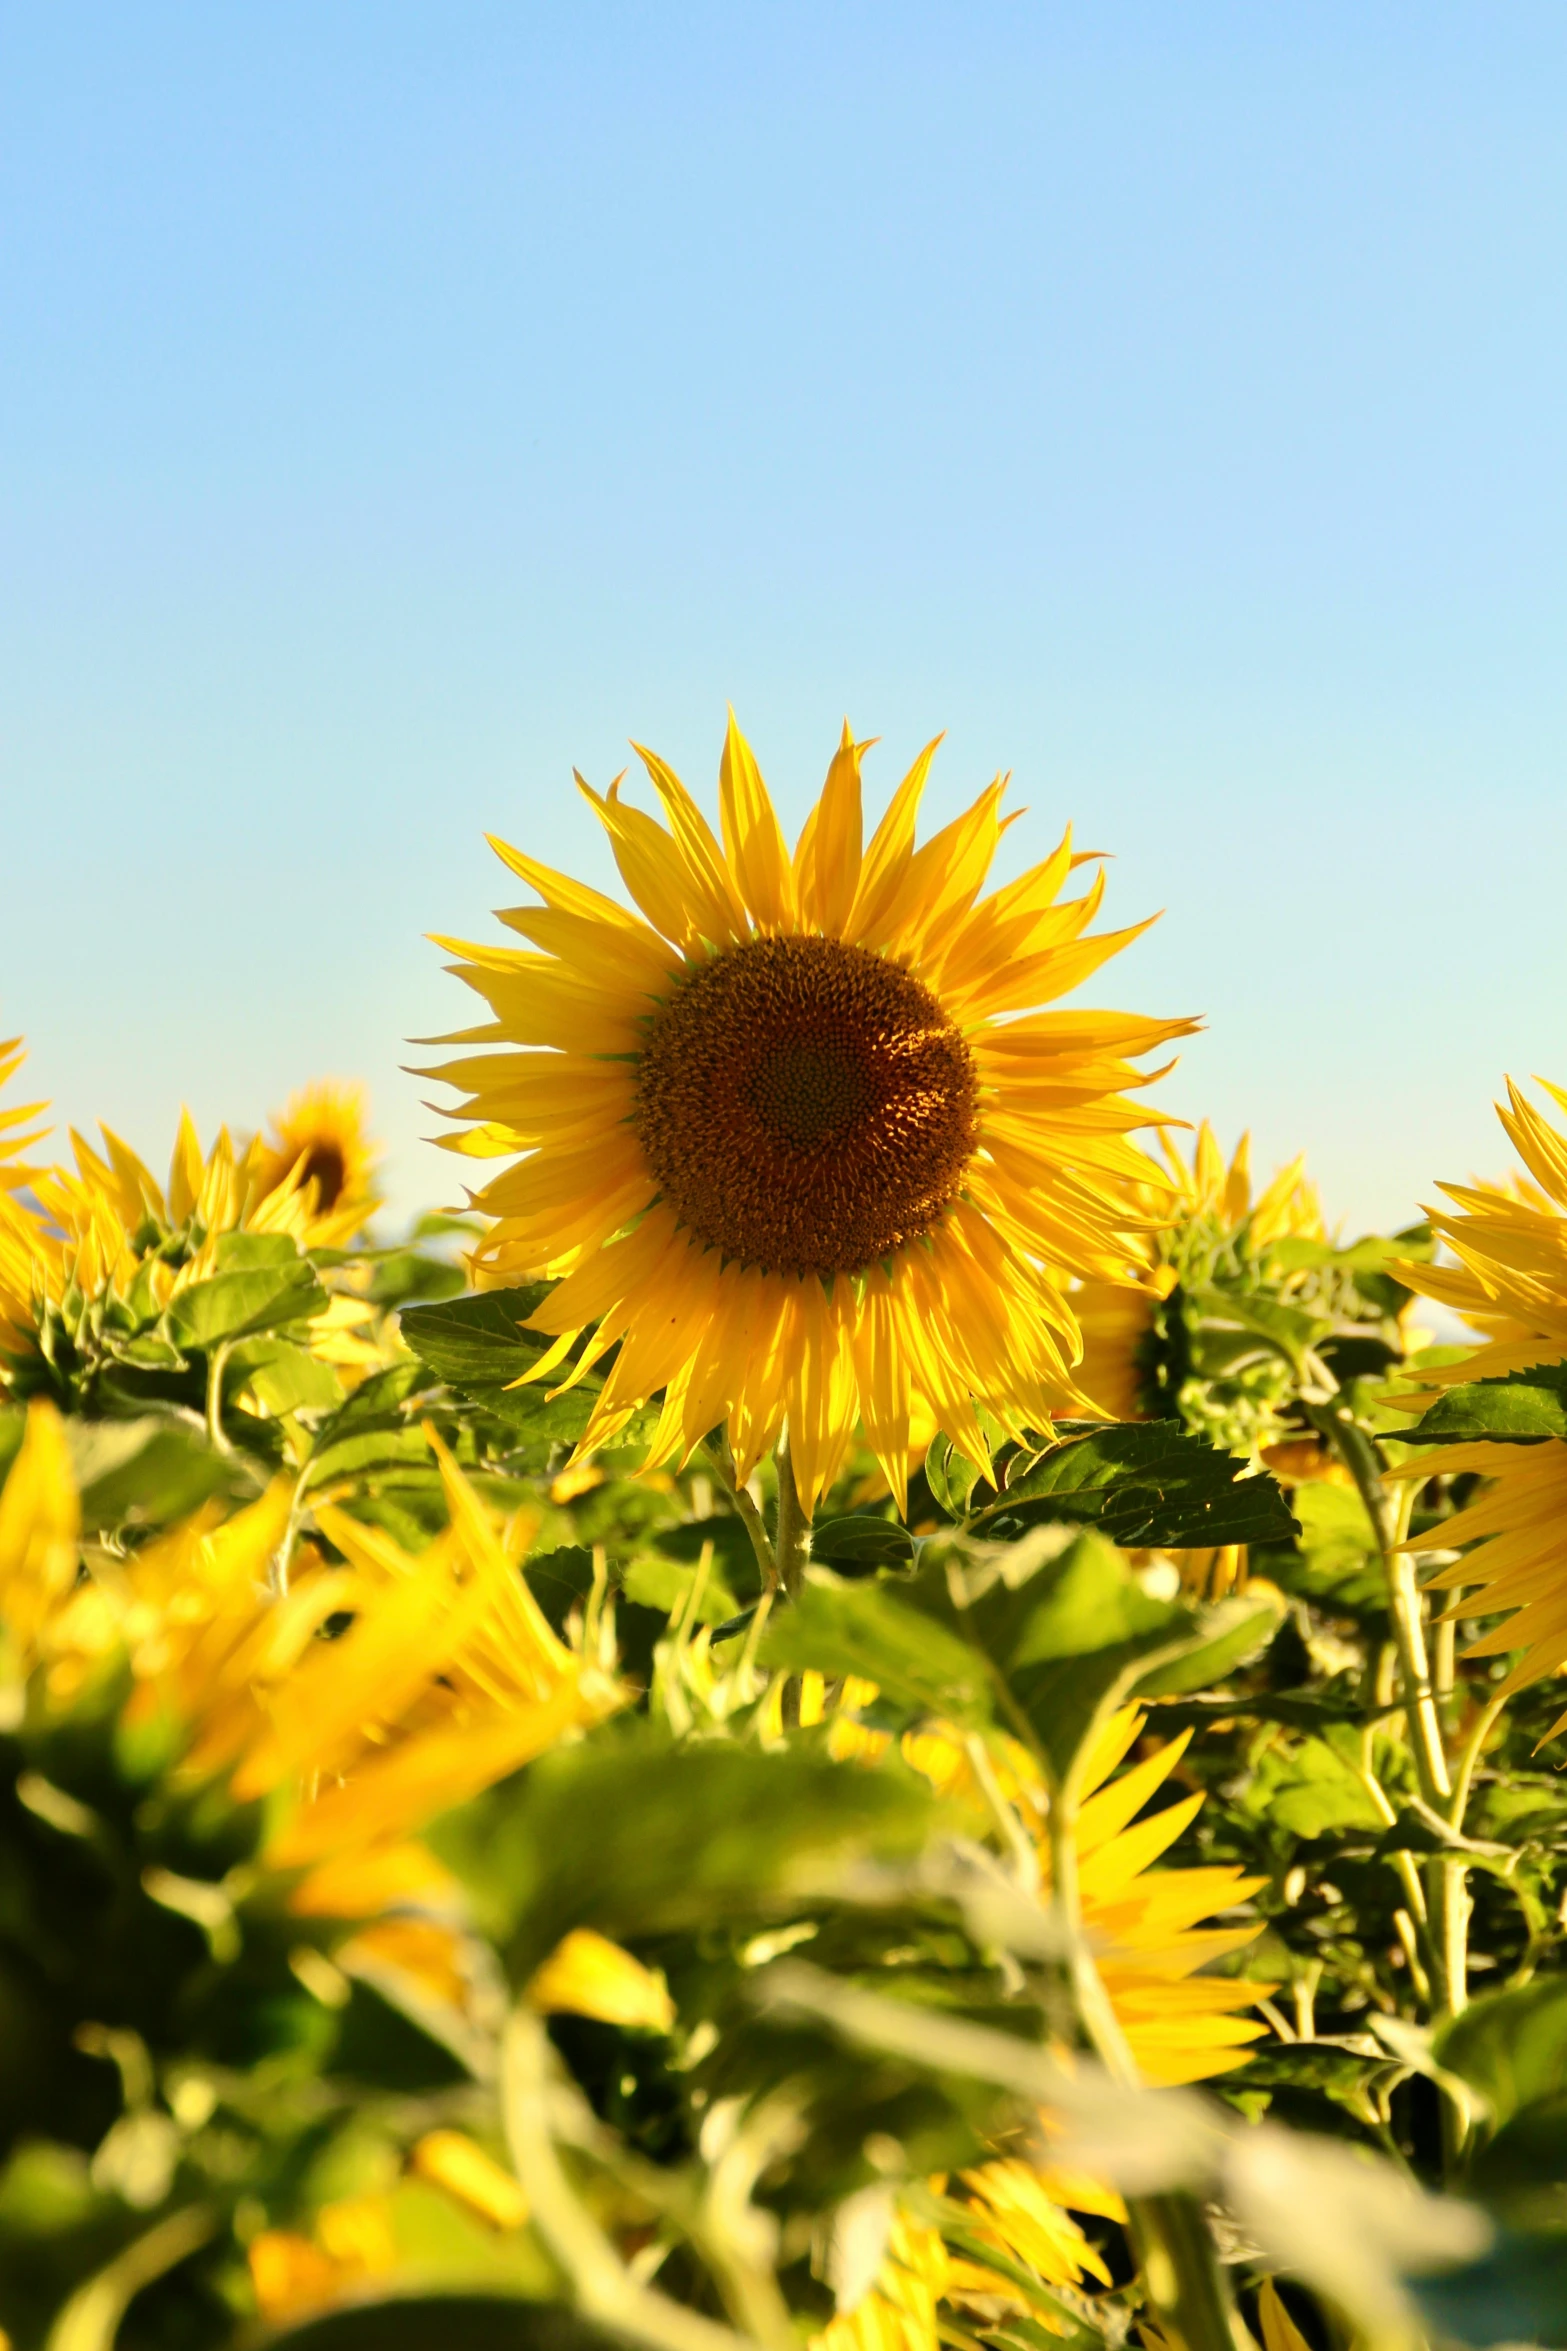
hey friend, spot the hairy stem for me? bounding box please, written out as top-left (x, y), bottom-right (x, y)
top-left (772, 1435), bottom-right (808, 1601)
top-left (703, 1431), bottom-right (777, 1592)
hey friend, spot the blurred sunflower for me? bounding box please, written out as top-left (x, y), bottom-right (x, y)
top-left (2, 1401), bottom-right (623, 2010)
top-left (0, 1029), bottom-right (55, 1356)
top-left (1391, 1078), bottom-right (1567, 1739)
top-left (0, 1104), bottom-right (384, 1393)
top-left (821, 1701), bottom-right (1263, 2346)
top-left (1395, 1076), bottom-right (1567, 1387)
top-left (427, 715), bottom-right (1192, 1510)
top-left (1075, 1122), bottom-right (1324, 1425)
top-left (258, 1080), bottom-right (380, 1233)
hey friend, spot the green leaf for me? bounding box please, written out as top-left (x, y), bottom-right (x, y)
top-left (301, 1362), bottom-right (437, 1490)
top-left (231, 1337), bottom-right (344, 1416)
top-left (67, 1416), bottom-right (251, 1531)
top-left (1241, 1736), bottom-right (1389, 1839)
top-left (396, 1284), bottom-right (611, 1441)
top-left (1184, 1286), bottom-right (1327, 1373)
top-left (621, 1551), bottom-right (742, 1625)
top-left (429, 1727), bottom-right (944, 1981)
top-left (1256, 1482), bottom-right (1389, 1623)
top-left (809, 1515), bottom-right (915, 1574)
top-left (169, 1232), bottom-right (326, 1349)
top-left (759, 1570), bottom-right (994, 1723)
top-left (900, 1528), bottom-right (1275, 1787)
top-left (925, 1433), bottom-right (986, 1519)
top-left (1436, 1978), bottom-right (1567, 2134)
top-left (1131, 1588), bottom-right (1283, 1698)
top-left (366, 1250), bottom-right (468, 1308)
top-left (978, 1422), bottom-right (1298, 1550)
top-left (1395, 1362), bottom-right (1567, 1445)
top-left (397, 1284), bottom-right (558, 1389)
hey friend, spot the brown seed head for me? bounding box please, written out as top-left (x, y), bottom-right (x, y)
top-left (634, 935), bottom-right (977, 1278)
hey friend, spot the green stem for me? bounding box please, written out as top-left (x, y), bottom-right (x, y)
top-left (204, 1341), bottom-right (234, 1457)
top-left (1448, 1688), bottom-right (1508, 1831)
top-left (501, 2007), bottom-right (763, 2351)
top-left (1312, 1405), bottom-right (1449, 1809)
top-left (1127, 2193), bottom-right (1254, 2351)
top-left (772, 1434), bottom-right (807, 1602)
top-left (702, 1432), bottom-right (777, 1592)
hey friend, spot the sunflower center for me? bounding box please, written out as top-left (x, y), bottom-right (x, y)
top-left (634, 935), bottom-right (978, 1278)
top-left (299, 1141), bottom-right (347, 1210)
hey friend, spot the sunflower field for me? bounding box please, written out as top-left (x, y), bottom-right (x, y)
top-left (7, 718), bottom-right (1567, 2351)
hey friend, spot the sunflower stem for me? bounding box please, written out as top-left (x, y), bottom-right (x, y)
top-left (1309, 1404), bottom-right (1450, 1811)
top-left (205, 1341), bottom-right (235, 1457)
top-left (501, 2006), bottom-right (764, 2351)
top-left (772, 1436), bottom-right (807, 1602)
top-left (702, 1433), bottom-right (778, 1592)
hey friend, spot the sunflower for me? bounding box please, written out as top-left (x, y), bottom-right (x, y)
top-left (427, 716), bottom-right (1192, 1512)
top-left (1, 1401), bottom-right (623, 2004)
top-left (820, 1701), bottom-right (1263, 2348)
top-left (0, 1029), bottom-right (48, 1196)
top-left (0, 1106), bottom-right (383, 1391)
top-left (1394, 1076), bottom-right (1567, 1387)
top-left (1389, 1078), bottom-right (1567, 1738)
top-left (1074, 1122), bottom-right (1324, 1424)
top-left (258, 1080), bottom-right (380, 1233)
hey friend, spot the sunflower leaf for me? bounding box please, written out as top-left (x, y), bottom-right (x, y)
top-left (1392, 1363), bottom-right (1567, 1445)
top-left (971, 1421), bottom-right (1298, 1549)
top-left (1435, 1977), bottom-right (1567, 2135)
top-left (759, 1569), bottom-right (993, 1722)
top-left (429, 1727), bottom-right (945, 1981)
top-left (397, 1285), bottom-right (560, 1390)
top-left (808, 1515), bottom-right (915, 1574)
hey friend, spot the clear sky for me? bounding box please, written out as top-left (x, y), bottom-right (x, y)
top-left (4, 4), bottom-right (1564, 1237)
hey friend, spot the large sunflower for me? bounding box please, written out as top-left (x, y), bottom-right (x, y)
top-left (1392, 1077), bottom-right (1567, 1736)
top-left (428, 717), bottom-right (1191, 1511)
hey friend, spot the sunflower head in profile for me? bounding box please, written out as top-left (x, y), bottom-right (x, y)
top-left (427, 715), bottom-right (1193, 1511)
top-left (258, 1081), bottom-right (381, 1237)
top-left (1392, 1076), bottom-right (1567, 1739)
top-left (1075, 1121), bottom-right (1325, 1425)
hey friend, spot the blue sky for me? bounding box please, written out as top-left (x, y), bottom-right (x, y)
top-left (3, 4), bottom-right (1564, 1235)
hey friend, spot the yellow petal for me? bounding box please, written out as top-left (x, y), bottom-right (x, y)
top-left (526, 1927), bottom-right (675, 2031)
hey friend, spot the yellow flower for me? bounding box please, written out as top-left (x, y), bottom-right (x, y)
top-left (816, 2214), bottom-right (951, 2351)
top-left (411, 2129), bottom-right (530, 2231)
top-left (0, 1102), bottom-right (387, 1393)
top-left (526, 1926), bottom-right (675, 2030)
top-left (1395, 1439), bottom-right (1567, 1740)
top-left (1385, 1080), bottom-right (1567, 1740)
top-left (0, 1405), bottom-right (622, 1980)
top-left (834, 1703), bottom-right (1264, 2086)
top-left (0, 1398), bottom-right (80, 1686)
top-left (0, 1030), bottom-right (48, 1196)
top-left (257, 1080), bottom-right (380, 1234)
top-left (820, 1706), bottom-right (1262, 2351)
top-left (427, 715), bottom-right (1191, 1509)
top-left (0, 1033), bottom-right (56, 1359)
top-left (1396, 1076), bottom-right (1567, 1387)
top-left (1074, 1121), bottom-right (1323, 1424)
